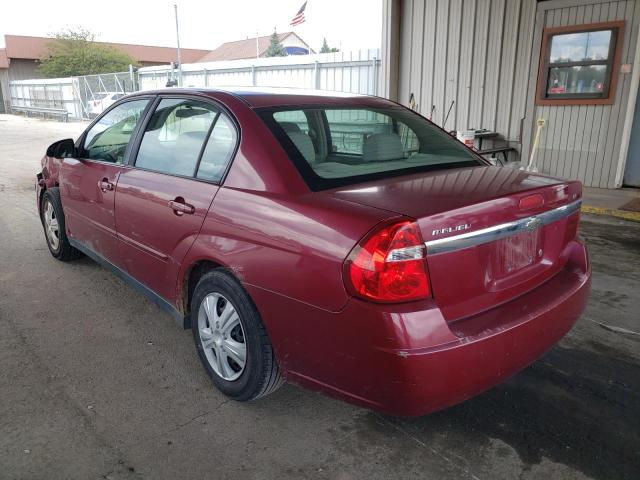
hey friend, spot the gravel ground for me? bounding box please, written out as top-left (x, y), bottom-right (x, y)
top-left (0, 114), bottom-right (638, 480)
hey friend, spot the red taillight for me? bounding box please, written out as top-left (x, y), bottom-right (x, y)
top-left (344, 220), bottom-right (431, 303)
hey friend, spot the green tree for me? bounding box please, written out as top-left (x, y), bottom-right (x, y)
top-left (39, 28), bottom-right (137, 77)
top-left (319, 38), bottom-right (339, 53)
top-left (265, 31), bottom-right (287, 57)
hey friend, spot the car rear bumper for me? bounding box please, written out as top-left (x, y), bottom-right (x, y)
top-left (246, 239), bottom-right (590, 417)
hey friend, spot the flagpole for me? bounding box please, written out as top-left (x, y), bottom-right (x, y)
top-left (174, 4), bottom-right (182, 86)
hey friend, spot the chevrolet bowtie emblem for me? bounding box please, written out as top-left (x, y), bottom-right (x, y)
top-left (525, 216), bottom-right (542, 231)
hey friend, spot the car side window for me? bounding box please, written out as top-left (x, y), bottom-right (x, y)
top-left (135, 98), bottom-right (217, 177)
top-left (197, 113), bottom-right (237, 182)
top-left (82, 99), bottom-right (149, 163)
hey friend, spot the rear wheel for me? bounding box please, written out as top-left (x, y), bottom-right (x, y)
top-left (191, 269), bottom-right (284, 401)
top-left (40, 188), bottom-right (82, 261)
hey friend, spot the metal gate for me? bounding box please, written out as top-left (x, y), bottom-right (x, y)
top-left (9, 71), bottom-right (136, 120)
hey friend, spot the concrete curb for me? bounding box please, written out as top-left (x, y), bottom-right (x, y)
top-left (581, 205), bottom-right (640, 223)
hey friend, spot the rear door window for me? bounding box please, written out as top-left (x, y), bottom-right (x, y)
top-left (135, 98), bottom-right (217, 177)
top-left (196, 113), bottom-right (237, 182)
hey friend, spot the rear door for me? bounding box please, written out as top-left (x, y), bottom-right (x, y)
top-left (59, 98), bottom-right (151, 264)
top-left (115, 96), bottom-right (238, 301)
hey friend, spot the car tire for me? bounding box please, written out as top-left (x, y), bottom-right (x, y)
top-left (191, 269), bottom-right (284, 401)
top-left (40, 187), bottom-right (83, 262)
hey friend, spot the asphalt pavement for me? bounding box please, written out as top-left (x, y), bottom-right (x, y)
top-left (0, 114), bottom-right (638, 480)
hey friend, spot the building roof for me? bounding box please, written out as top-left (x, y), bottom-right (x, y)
top-left (1, 35), bottom-right (210, 66)
top-left (198, 32), bottom-right (313, 62)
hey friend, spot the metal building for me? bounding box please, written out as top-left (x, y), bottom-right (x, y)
top-left (380, 0), bottom-right (640, 188)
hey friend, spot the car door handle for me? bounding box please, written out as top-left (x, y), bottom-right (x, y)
top-left (98, 179), bottom-right (114, 192)
top-left (169, 198), bottom-right (195, 216)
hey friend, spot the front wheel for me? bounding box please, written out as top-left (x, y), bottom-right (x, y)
top-left (191, 269), bottom-right (284, 401)
top-left (40, 188), bottom-right (82, 261)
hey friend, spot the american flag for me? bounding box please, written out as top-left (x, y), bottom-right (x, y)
top-left (290, 1), bottom-right (307, 27)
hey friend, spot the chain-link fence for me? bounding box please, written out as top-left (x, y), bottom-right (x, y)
top-left (75, 71), bottom-right (137, 119)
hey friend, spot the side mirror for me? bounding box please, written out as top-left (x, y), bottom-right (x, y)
top-left (46, 138), bottom-right (76, 158)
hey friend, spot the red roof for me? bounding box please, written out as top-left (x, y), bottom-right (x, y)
top-left (198, 32), bottom-right (313, 62)
top-left (2, 35), bottom-right (210, 65)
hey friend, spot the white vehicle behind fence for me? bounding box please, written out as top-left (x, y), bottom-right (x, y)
top-left (88, 92), bottom-right (126, 116)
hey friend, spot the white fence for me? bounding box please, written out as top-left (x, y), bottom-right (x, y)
top-left (139, 49), bottom-right (380, 94)
top-left (8, 49), bottom-right (380, 121)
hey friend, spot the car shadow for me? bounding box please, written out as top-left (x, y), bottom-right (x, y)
top-left (373, 340), bottom-right (640, 480)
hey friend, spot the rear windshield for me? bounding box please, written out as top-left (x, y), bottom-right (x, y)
top-left (258, 105), bottom-right (482, 190)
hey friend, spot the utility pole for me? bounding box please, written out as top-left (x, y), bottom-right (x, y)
top-left (174, 4), bottom-right (182, 86)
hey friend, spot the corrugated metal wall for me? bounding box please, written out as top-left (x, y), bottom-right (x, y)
top-left (383, 0), bottom-right (640, 188)
top-left (1, 59), bottom-right (42, 113)
top-left (395, 0), bottom-right (537, 146)
top-left (0, 70), bottom-right (7, 113)
top-left (525, 0), bottom-right (639, 188)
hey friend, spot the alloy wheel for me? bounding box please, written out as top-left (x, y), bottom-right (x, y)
top-left (43, 200), bottom-right (60, 250)
top-left (197, 292), bottom-right (247, 381)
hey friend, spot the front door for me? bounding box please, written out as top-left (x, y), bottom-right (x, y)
top-left (59, 98), bottom-right (150, 265)
top-left (115, 97), bottom-right (237, 302)
top-left (624, 87), bottom-right (640, 187)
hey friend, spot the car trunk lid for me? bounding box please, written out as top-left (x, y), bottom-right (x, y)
top-left (327, 166), bottom-right (582, 321)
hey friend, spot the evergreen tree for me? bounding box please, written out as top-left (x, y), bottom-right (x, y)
top-left (320, 38), bottom-right (330, 53)
top-left (265, 31), bottom-right (287, 57)
top-left (319, 38), bottom-right (340, 54)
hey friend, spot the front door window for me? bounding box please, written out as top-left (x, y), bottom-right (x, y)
top-left (82, 99), bottom-right (150, 163)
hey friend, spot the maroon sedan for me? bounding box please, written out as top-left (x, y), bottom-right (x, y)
top-left (36, 88), bottom-right (590, 416)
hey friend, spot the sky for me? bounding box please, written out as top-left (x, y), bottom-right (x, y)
top-left (0, 0), bottom-right (382, 53)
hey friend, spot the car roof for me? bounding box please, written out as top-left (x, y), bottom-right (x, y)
top-left (129, 86), bottom-right (394, 109)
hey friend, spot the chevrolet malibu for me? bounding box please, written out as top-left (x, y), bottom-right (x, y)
top-left (36, 88), bottom-right (591, 416)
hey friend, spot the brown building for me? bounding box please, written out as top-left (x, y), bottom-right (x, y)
top-left (0, 35), bottom-right (210, 112)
